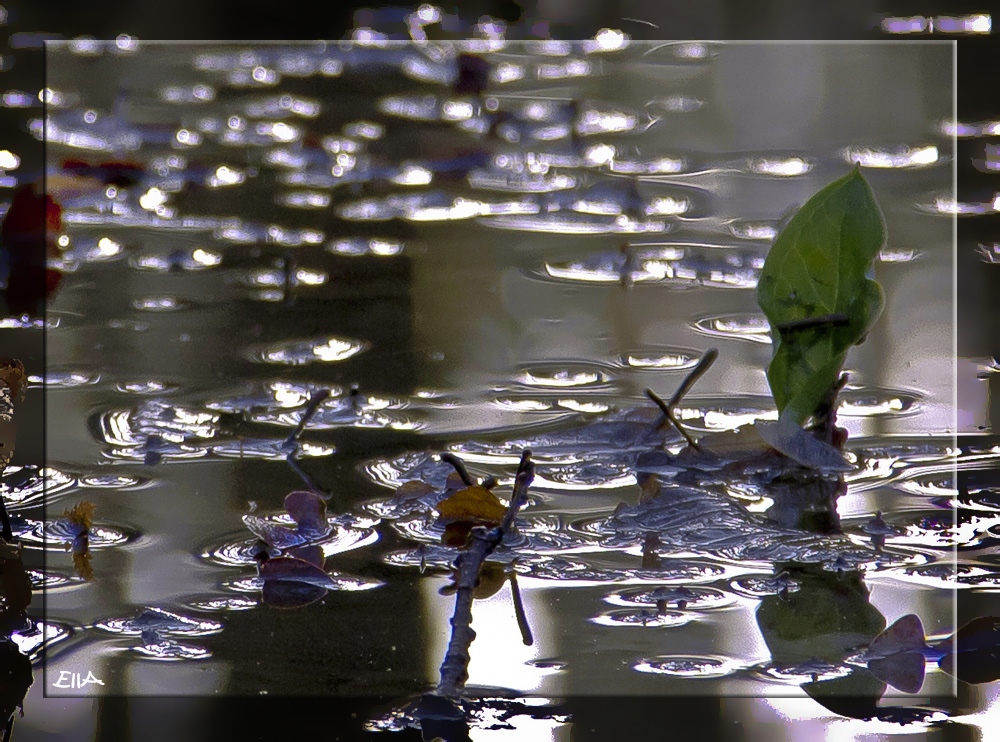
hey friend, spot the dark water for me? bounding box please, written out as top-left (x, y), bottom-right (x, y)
top-left (4, 36), bottom-right (998, 738)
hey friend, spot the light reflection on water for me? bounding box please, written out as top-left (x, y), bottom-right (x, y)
top-left (9, 35), bottom-right (986, 738)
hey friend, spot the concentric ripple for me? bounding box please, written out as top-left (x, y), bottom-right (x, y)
top-left (634, 655), bottom-right (744, 678)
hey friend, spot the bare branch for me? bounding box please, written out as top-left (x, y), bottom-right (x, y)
top-left (435, 450), bottom-right (534, 698)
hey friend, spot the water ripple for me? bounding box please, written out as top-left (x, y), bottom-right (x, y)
top-left (634, 654), bottom-right (743, 677)
top-left (1, 465), bottom-right (75, 509)
top-left (248, 336), bottom-right (367, 365)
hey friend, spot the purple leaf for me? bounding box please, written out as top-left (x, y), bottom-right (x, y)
top-left (864, 614), bottom-right (928, 660)
top-left (284, 491), bottom-right (329, 539)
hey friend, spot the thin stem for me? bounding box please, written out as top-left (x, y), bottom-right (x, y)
top-left (644, 347), bottom-right (718, 448)
top-left (645, 388), bottom-right (698, 449)
top-left (439, 452), bottom-right (477, 488)
top-left (669, 348), bottom-right (718, 408)
top-left (435, 450), bottom-right (534, 698)
top-left (284, 389), bottom-right (331, 497)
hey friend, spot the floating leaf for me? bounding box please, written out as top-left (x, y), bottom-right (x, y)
top-left (755, 418), bottom-right (852, 472)
top-left (283, 491), bottom-right (328, 539)
top-left (435, 486), bottom-right (506, 525)
top-left (757, 167), bottom-right (885, 424)
top-left (436, 485), bottom-right (507, 548)
top-left (863, 614), bottom-right (928, 660)
top-left (62, 501), bottom-right (96, 531)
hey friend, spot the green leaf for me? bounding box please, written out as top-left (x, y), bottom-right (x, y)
top-left (756, 167), bottom-right (885, 424)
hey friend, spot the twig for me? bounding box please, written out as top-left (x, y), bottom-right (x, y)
top-left (440, 452), bottom-right (477, 488)
top-left (645, 347), bottom-right (718, 448)
top-left (669, 348), bottom-right (718, 407)
top-left (435, 450), bottom-right (534, 698)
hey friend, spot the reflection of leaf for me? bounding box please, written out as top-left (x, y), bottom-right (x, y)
top-left (0, 641), bottom-right (32, 735)
top-left (259, 556), bottom-right (334, 609)
top-left (756, 167), bottom-right (885, 423)
top-left (260, 556), bottom-right (335, 587)
top-left (755, 419), bottom-right (852, 472)
top-left (868, 652), bottom-right (925, 694)
top-left (439, 561), bottom-right (507, 599)
top-left (757, 567), bottom-right (885, 663)
top-left (262, 580), bottom-right (326, 609)
top-left (72, 549), bottom-right (94, 582)
top-left (0, 542), bottom-right (31, 617)
top-left (285, 544), bottom-right (325, 568)
top-left (394, 480), bottom-right (436, 502)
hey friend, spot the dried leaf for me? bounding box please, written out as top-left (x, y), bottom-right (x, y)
top-left (435, 486), bottom-right (506, 525)
top-left (0, 358), bottom-right (26, 403)
top-left (63, 501), bottom-right (96, 530)
top-left (394, 480), bottom-right (436, 502)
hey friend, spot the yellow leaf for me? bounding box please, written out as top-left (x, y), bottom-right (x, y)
top-left (62, 501), bottom-right (96, 530)
top-left (435, 486), bottom-right (506, 525)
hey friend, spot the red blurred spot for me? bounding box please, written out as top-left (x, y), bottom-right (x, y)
top-left (2, 183), bottom-right (64, 314)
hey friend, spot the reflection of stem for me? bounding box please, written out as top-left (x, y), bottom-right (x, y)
top-left (0, 382), bottom-right (14, 543)
top-left (508, 569), bottom-right (533, 646)
top-left (440, 452), bottom-right (476, 488)
top-left (641, 532), bottom-right (660, 569)
top-left (436, 450), bottom-right (534, 698)
top-left (285, 390), bottom-right (331, 448)
top-left (285, 457), bottom-right (325, 498)
top-left (284, 390), bottom-right (332, 497)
